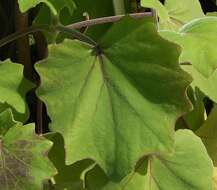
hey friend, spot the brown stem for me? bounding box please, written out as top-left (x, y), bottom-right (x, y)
top-left (15, 2), bottom-right (32, 80)
top-left (36, 99), bottom-right (43, 135)
top-left (179, 117), bottom-right (190, 129)
top-left (67, 12), bottom-right (153, 29)
top-left (0, 12), bottom-right (153, 49)
top-left (33, 31), bottom-right (48, 61)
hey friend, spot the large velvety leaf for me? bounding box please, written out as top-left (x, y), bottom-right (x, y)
top-left (182, 65), bottom-right (217, 103)
top-left (85, 130), bottom-right (213, 190)
top-left (196, 105), bottom-right (217, 166)
top-left (45, 132), bottom-right (93, 189)
top-left (141, 0), bottom-right (204, 30)
top-left (36, 17), bottom-right (191, 181)
top-left (0, 60), bottom-right (33, 121)
top-left (0, 112), bottom-right (56, 190)
top-left (161, 17), bottom-right (217, 77)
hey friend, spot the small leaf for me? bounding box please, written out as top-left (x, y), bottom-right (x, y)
top-left (141, 0), bottom-right (169, 21)
top-left (196, 105), bottom-right (217, 166)
top-left (18, 0), bottom-right (75, 15)
top-left (36, 17), bottom-right (191, 181)
top-left (182, 65), bottom-right (217, 103)
top-left (141, 0), bottom-right (204, 30)
top-left (0, 109), bottom-right (21, 137)
top-left (0, 117), bottom-right (56, 189)
top-left (33, 0), bottom-right (76, 43)
top-left (176, 87), bottom-right (206, 131)
top-left (18, 0), bottom-right (56, 14)
top-left (161, 17), bottom-right (217, 77)
top-left (0, 60), bottom-right (34, 121)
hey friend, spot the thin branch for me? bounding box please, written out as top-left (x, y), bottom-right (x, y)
top-left (56, 25), bottom-right (97, 46)
top-left (67, 12), bottom-right (153, 30)
top-left (0, 12), bottom-right (153, 48)
top-left (0, 25), bottom-right (52, 48)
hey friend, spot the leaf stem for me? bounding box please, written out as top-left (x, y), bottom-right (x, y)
top-left (67, 12), bottom-right (152, 29)
top-left (0, 25), bottom-right (52, 48)
top-left (56, 25), bottom-right (97, 46)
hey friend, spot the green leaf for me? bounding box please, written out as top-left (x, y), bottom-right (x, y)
top-left (175, 87), bottom-right (206, 131)
top-left (0, 118), bottom-right (56, 189)
top-left (34, 0), bottom-right (76, 24)
top-left (160, 17), bottom-right (217, 77)
top-left (36, 17), bottom-right (191, 181)
top-left (0, 60), bottom-right (34, 121)
top-left (142, 130), bottom-right (213, 190)
top-left (182, 65), bottom-right (217, 103)
top-left (18, 0), bottom-right (75, 15)
top-left (33, 0), bottom-right (76, 43)
top-left (85, 130), bottom-right (213, 190)
top-left (196, 105), bottom-right (217, 166)
top-left (0, 109), bottom-right (21, 137)
top-left (45, 132), bottom-right (93, 190)
top-left (141, 0), bottom-right (169, 21)
top-left (85, 164), bottom-right (122, 190)
top-left (141, 0), bottom-right (204, 30)
top-left (48, 0), bottom-right (76, 15)
top-left (18, 0), bottom-right (55, 14)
